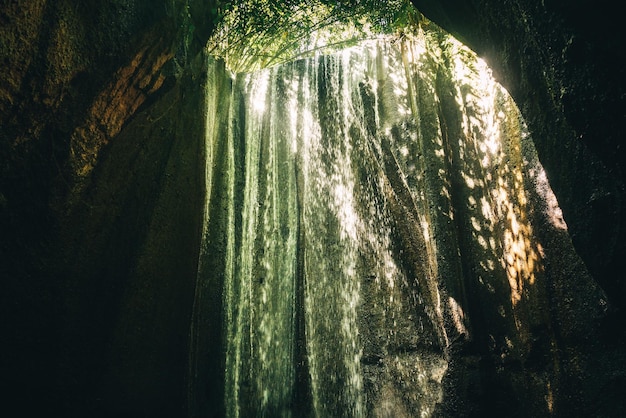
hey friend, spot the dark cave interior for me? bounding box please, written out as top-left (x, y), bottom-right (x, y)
top-left (1, 1), bottom-right (624, 416)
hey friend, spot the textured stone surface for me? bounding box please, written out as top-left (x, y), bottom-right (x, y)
top-left (411, 2), bottom-right (625, 415)
top-left (0, 1), bottom-right (215, 415)
top-left (413, 0), bottom-right (626, 320)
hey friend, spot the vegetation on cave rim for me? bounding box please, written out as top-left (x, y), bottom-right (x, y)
top-left (207, 0), bottom-right (424, 73)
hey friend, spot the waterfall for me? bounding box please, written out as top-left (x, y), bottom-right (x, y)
top-left (191, 29), bottom-right (566, 417)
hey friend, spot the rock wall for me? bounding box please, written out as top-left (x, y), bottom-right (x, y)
top-left (410, 3), bottom-right (626, 413)
top-left (1, 1), bottom-right (214, 415)
top-left (414, 0), bottom-right (626, 332)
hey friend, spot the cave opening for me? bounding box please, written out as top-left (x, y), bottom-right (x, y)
top-left (187, 2), bottom-right (584, 416)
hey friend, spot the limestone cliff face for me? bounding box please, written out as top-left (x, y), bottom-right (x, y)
top-left (1, 1), bottom-right (214, 415)
top-left (414, 0), bottom-right (626, 324)
top-left (412, 1), bottom-right (626, 414)
top-left (1, 1), bottom-right (624, 417)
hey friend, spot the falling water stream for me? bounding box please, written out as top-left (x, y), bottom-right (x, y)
top-left (192, 28), bottom-right (565, 417)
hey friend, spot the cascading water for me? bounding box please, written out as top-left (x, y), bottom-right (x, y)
top-left (191, 27), bottom-right (567, 417)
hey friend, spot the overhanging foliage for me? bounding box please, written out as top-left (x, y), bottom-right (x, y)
top-left (208, 0), bottom-right (422, 72)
